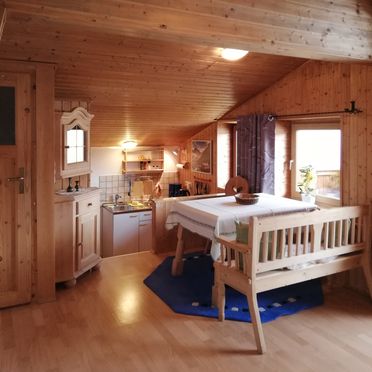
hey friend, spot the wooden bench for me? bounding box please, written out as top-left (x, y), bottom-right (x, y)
top-left (214, 205), bottom-right (372, 354)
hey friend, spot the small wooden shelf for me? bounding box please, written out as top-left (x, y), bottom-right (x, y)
top-left (122, 147), bottom-right (164, 175)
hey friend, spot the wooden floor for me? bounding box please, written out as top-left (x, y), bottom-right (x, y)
top-left (1, 252), bottom-right (372, 372)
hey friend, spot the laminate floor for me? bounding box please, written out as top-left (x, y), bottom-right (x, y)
top-left (1, 252), bottom-right (372, 372)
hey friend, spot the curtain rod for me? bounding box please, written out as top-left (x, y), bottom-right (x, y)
top-left (268, 101), bottom-right (362, 121)
top-left (220, 101), bottom-right (362, 123)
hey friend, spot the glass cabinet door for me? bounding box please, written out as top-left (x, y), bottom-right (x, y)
top-left (66, 125), bottom-right (86, 164)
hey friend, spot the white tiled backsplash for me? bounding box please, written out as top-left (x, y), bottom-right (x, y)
top-left (99, 171), bottom-right (179, 202)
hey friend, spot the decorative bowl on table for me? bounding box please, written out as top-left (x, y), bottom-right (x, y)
top-left (234, 193), bottom-right (259, 205)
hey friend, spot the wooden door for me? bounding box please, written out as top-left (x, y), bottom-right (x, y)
top-left (0, 72), bottom-right (32, 308)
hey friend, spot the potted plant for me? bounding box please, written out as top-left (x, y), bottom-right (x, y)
top-left (297, 165), bottom-right (317, 204)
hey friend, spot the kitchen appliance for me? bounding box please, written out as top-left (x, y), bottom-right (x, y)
top-left (169, 183), bottom-right (181, 197)
top-left (177, 188), bottom-right (190, 196)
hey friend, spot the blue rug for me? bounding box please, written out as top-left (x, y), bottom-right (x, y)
top-left (144, 253), bottom-right (324, 323)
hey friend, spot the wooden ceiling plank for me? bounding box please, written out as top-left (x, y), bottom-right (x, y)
top-left (6, 0), bottom-right (372, 61)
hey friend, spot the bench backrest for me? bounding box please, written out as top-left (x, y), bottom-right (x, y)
top-left (248, 206), bottom-right (369, 274)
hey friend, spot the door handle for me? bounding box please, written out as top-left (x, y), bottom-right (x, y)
top-left (7, 167), bottom-right (25, 194)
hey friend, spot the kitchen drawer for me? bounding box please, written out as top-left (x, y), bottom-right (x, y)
top-left (76, 196), bottom-right (100, 215)
top-left (139, 211), bottom-right (152, 221)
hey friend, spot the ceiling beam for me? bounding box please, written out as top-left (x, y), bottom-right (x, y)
top-left (5, 0), bottom-right (372, 61)
top-left (0, 4), bottom-right (6, 41)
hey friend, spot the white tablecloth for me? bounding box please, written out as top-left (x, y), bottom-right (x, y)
top-left (165, 193), bottom-right (316, 259)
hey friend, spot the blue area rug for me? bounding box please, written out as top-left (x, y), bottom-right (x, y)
top-left (144, 253), bottom-right (324, 323)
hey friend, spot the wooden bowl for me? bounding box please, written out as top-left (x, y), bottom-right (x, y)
top-left (234, 193), bottom-right (259, 205)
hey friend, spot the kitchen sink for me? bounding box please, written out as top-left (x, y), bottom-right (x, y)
top-left (102, 201), bottom-right (152, 214)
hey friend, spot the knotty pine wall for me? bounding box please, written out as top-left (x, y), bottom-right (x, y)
top-left (225, 60), bottom-right (372, 292)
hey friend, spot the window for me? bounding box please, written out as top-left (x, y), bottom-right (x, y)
top-left (292, 123), bottom-right (341, 206)
top-left (0, 86), bottom-right (15, 145)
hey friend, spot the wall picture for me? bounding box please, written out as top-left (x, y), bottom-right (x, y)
top-left (191, 140), bottom-right (212, 174)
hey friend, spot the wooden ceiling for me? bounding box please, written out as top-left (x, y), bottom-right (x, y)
top-left (1, 1), bottom-right (371, 147)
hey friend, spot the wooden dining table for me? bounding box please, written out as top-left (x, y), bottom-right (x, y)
top-left (165, 193), bottom-right (317, 276)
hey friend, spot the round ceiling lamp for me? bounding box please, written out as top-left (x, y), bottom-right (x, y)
top-left (121, 140), bottom-right (137, 150)
top-left (220, 48), bottom-right (249, 61)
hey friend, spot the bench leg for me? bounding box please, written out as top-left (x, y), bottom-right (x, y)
top-left (246, 286), bottom-right (267, 354)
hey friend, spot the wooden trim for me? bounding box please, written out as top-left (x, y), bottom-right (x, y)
top-left (35, 63), bottom-right (56, 303)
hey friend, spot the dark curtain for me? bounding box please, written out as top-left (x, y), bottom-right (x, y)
top-left (237, 114), bottom-right (276, 194)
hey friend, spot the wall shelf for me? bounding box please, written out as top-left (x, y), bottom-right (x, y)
top-left (122, 147), bottom-right (164, 174)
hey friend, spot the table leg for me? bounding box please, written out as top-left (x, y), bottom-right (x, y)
top-left (171, 224), bottom-right (184, 276)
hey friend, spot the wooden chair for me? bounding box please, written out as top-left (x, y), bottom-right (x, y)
top-left (214, 205), bottom-right (372, 354)
top-left (225, 176), bottom-right (249, 195)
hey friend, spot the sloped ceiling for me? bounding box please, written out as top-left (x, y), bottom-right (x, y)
top-left (1, 0), bottom-right (371, 146)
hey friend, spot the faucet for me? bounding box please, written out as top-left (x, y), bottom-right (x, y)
top-left (114, 194), bottom-right (121, 206)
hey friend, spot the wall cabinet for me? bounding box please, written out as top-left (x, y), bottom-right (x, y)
top-left (55, 106), bottom-right (94, 179)
top-left (101, 209), bottom-right (152, 257)
top-left (54, 188), bottom-right (101, 286)
top-left (122, 147), bottom-right (163, 174)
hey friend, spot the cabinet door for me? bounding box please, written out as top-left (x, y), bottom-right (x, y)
top-left (113, 213), bottom-right (139, 255)
top-left (139, 220), bottom-right (152, 252)
top-left (76, 208), bottom-right (100, 273)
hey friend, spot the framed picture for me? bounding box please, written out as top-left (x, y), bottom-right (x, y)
top-left (191, 140), bottom-right (212, 174)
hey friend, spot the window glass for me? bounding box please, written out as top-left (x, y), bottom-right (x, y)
top-left (66, 127), bottom-right (85, 164)
top-left (295, 128), bottom-right (341, 200)
top-left (0, 87), bottom-right (16, 145)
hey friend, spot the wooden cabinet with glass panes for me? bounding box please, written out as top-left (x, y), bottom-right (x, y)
top-left (122, 147), bottom-right (164, 174)
top-left (55, 106), bottom-right (94, 179)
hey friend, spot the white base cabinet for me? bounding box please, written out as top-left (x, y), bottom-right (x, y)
top-left (102, 209), bottom-right (152, 257)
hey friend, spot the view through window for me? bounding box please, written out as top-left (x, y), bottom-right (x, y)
top-left (293, 126), bottom-right (341, 203)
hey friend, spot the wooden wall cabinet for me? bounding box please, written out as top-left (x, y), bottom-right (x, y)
top-left (54, 188), bottom-right (101, 286)
top-left (55, 106), bottom-right (94, 179)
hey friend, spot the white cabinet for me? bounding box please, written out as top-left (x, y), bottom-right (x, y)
top-left (54, 188), bottom-right (101, 286)
top-left (102, 209), bottom-right (152, 257)
top-left (113, 213), bottom-right (139, 255)
top-left (139, 211), bottom-right (153, 252)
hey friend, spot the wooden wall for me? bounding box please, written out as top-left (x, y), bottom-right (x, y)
top-left (226, 60), bottom-right (372, 206)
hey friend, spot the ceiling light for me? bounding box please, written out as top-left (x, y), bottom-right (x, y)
top-left (121, 140), bottom-right (137, 150)
top-left (220, 48), bottom-right (249, 61)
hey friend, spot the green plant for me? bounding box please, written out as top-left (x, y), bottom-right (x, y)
top-left (297, 165), bottom-right (316, 195)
